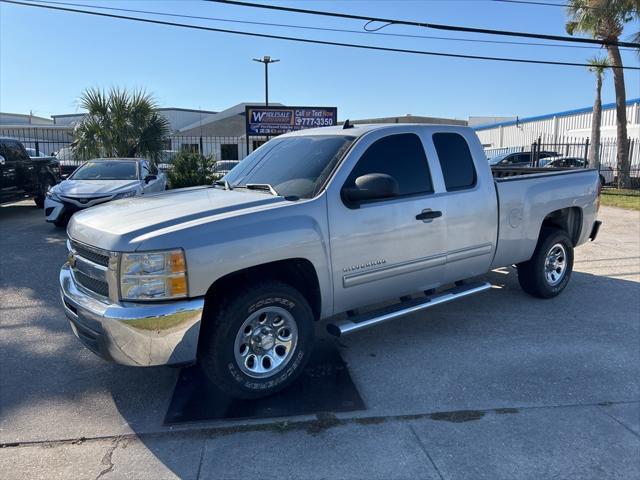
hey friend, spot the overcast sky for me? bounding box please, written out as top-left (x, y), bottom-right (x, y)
top-left (1, 0), bottom-right (639, 121)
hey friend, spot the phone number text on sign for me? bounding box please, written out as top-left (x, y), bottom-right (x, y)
top-left (245, 106), bottom-right (338, 136)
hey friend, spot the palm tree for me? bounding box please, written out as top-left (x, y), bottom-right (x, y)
top-left (566, 0), bottom-right (636, 188)
top-left (73, 87), bottom-right (170, 162)
top-left (587, 56), bottom-right (609, 174)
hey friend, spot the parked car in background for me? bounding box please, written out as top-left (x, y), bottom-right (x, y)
top-left (25, 147), bottom-right (52, 158)
top-left (0, 137), bottom-right (60, 207)
top-left (156, 149), bottom-right (180, 173)
top-left (60, 124), bottom-right (601, 399)
top-left (53, 146), bottom-right (83, 178)
top-left (488, 150), bottom-right (558, 167)
top-left (212, 160), bottom-right (240, 175)
top-left (542, 156), bottom-right (614, 186)
top-left (45, 158), bottom-right (166, 226)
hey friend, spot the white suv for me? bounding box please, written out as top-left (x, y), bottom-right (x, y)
top-left (45, 158), bottom-right (166, 226)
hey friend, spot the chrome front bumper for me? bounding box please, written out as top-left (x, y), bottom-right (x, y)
top-left (59, 264), bottom-right (204, 366)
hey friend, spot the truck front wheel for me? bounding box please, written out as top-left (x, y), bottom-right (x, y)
top-left (517, 227), bottom-right (574, 299)
top-left (34, 176), bottom-right (54, 209)
top-left (198, 280), bottom-right (315, 399)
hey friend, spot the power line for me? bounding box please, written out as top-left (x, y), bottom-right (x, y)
top-left (2, 0), bottom-right (639, 70)
top-left (29, 0), bottom-right (627, 51)
top-left (206, 0), bottom-right (640, 48)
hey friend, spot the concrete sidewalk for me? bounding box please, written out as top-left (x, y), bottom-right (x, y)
top-left (2, 402), bottom-right (639, 480)
top-left (1, 203), bottom-right (638, 479)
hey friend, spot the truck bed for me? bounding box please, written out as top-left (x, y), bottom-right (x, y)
top-left (490, 167), bottom-right (599, 269)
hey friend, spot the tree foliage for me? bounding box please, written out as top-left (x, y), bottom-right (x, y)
top-left (566, 0), bottom-right (635, 39)
top-left (73, 87), bottom-right (170, 161)
top-left (167, 151), bottom-right (218, 189)
top-left (566, 0), bottom-right (636, 187)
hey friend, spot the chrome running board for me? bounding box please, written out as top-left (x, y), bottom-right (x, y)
top-left (326, 281), bottom-right (492, 337)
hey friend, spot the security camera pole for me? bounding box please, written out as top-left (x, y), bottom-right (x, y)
top-left (253, 55), bottom-right (279, 108)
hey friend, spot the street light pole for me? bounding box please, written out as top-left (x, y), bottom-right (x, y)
top-left (252, 55), bottom-right (279, 108)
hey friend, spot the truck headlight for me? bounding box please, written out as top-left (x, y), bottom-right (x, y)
top-left (120, 250), bottom-right (187, 300)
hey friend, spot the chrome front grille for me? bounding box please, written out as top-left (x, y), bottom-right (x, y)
top-left (74, 270), bottom-right (110, 297)
top-left (71, 240), bottom-right (109, 267)
top-left (68, 240), bottom-right (113, 298)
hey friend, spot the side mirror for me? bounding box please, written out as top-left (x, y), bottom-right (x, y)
top-left (0, 154), bottom-right (5, 165)
top-left (144, 174), bottom-right (157, 184)
top-left (342, 173), bottom-right (399, 205)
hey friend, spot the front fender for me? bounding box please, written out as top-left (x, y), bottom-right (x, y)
top-left (136, 196), bottom-right (334, 318)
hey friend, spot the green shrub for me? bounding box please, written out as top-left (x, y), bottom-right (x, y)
top-left (167, 151), bottom-right (217, 189)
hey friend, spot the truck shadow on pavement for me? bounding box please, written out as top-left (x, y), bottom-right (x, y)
top-left (1, 202), bottom-right (639, 479)
top-left (164, 337), bottom-right (365, 425)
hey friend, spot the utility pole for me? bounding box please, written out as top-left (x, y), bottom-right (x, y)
top-left (253, 55), bottom-right (279, 107)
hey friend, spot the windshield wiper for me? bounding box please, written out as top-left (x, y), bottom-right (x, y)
top-left (239, 183), bottom-right (279, 196)
top-left (214, 179), bottom-right (232, 190)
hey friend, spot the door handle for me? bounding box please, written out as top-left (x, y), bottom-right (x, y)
top-left (416, 209), bottom-right (442, 221)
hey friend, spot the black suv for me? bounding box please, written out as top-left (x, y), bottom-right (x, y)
top-left (0, 137), bottom-right (61, 207)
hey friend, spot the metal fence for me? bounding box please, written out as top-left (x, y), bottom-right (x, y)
top-left (485, 135), bottom-right (640, 188)
top-left (0, 127), bottom-right (270, 176)
top-left (0, 126), bottom-right (74, 157)
top-left (165, 135), bottom-right (267, 175)
top-left (3, 126), bottom-right (638, 187)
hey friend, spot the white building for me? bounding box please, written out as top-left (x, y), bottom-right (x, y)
top-left (474, 97), bottom-right (640, 149)
top-left (0, 112), bottom-right (53, 126)
top-left (51, 107), bottom-right (218, 132)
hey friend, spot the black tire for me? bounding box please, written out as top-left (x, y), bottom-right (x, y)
top-left (34, 176), bottom-right (54, 209)
top-left (198, 280), bottom-right (315, 399)
top-left (517, 227), bottom-right (574, 299)
top-left (599, 174), bottom-right (606, 187)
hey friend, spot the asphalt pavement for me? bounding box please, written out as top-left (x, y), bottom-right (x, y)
top-left (1, 200), bottom-right (638, 479)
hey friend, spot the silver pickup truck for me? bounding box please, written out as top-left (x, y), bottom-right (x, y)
top-left (60, 124), bottom-right (601, 398)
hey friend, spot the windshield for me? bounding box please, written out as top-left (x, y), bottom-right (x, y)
top-left (224, 135), bottom-right (354, 198)
top-left (71, 160), bottom-right (138, 180)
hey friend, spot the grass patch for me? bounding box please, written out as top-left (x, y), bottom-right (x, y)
top-left (601, 189), bottom-right (640, 211)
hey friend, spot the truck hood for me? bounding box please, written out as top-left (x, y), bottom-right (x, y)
top-left (68, 186), bottom-right (286, 251)
top-left (54, 179), bottom-right (140, 197)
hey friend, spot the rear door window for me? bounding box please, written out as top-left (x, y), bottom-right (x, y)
top-left (432, 133), bottom-right (477, 191)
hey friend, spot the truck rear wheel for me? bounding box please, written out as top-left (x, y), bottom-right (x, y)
top-left (198, 280), bottom-right (315, 399)
top-left (517, 227), bottom-right (574, 299)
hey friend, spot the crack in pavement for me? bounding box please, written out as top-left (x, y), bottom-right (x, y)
top-left (596, 405), bottom-right (640, 440)
top-left (409, 423), bottom-right (445, 480)
top-left (95, 436), bottom-right (127, 480)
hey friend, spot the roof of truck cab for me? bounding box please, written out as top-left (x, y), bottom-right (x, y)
top-left (281, 123), bottom-right (469, 138)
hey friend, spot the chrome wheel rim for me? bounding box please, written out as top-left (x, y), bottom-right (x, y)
top-left (234, 307), bottom-right (298, 379)
top-left (544, 243), bottom-right (567, 286)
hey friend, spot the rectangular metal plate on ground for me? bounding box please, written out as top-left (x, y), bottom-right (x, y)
top-left (164, 339), bottom-right (365, 424)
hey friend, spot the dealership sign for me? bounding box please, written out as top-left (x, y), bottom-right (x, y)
top-left (245, 106), bottom-right (338, 136)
